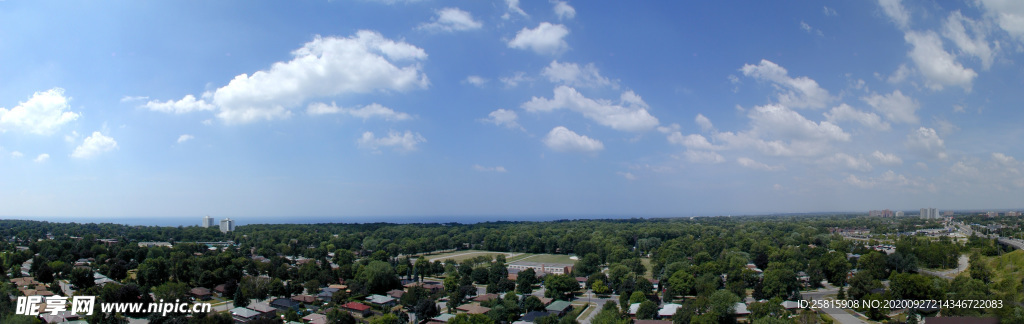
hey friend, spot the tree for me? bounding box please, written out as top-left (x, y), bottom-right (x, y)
top-left (544, 274), bottom-right (577, 300)
top-left (70, 267), bottom-right (95, 290)
top-left (574, 254), bottom-right (601, 276)
top-left (667, 270), bottom-right (694, 297)
top-left (448, 313), bottom-right (494, 324)
top-left (968, 253), bottom-right (992, 283)
top-left (233, 288), bottom-right (249, 307)
top-left (592, 280), bottom-right (610, 295)
top-left (629, 291), bottom-right (647, 304)
top-left (592, 305), bottom-right (628, 324)
top-left (328, 308), bottom-right (356, 324)
top-left (760, 268), bottom-right (798, 300)
top-left (370, 313), bottom-right (400, 324)
top-left (847, 271), bottom-right (880, 300)
top-left (523, 296), bottom-right (545, 312)
top-left (356, 261), bottom-right (400, 294)
top-left (152, 282), bottom-right (189, 302)
top-left (708, 290), bottom-right (740, 323)
top-left (636, 300), bottom-right (658, 319)
top-left (748, 297), bottom-right (786, 320)
top-left (821, 251), bottom-right (850, 286)
top-left (857, 251), bottom-right (888, 280)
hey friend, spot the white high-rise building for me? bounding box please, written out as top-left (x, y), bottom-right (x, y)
top-left (920, 208), bottom-right (939, 219)
top-left (895, 211), bottom-right (904, 217)
top-left (202, 215), bottom-right (215, 228)
top-left (220, 218), bottom-right (235, 233)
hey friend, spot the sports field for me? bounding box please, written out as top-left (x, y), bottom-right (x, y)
top-left (423, 250), bottom-right (575, 265)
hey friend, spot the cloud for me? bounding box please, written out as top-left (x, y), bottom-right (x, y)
top-left (800, 21), bottom-right (823, 36)
top-left (33, 153), bottom-right (49, 163)
top-left (306, 102), bottom-right (412, 121)
top-left (825, 153), bottom-right (873, 172)
top-left (177, 134), bottom-right (194, 144)
top-left (71, 131), bottom-right (118, 159)
top-left (845, 170), bottom-right (916, 189)
top-left (481, 109), bottom-right (523, 130)
top-left (747, 104), bottom-right (849, 142)
top-left (976, 0), bottom-right (1024, 42)
top-left (120, 96), bottom-right (149, 102)
top-left (541, 61), bottom-right (616, 89)
top-left (143, 95), bottom-right (215, 114)
top-left (737, 157), bottom-right (784, 171)
top-left (740, 59), bottom-right (832, 109)
top-left (522, 85), bottom-right (659, 132)
top-left (823, 6), bottom-right (837, 16)
top-left (473, 164), bottom-right (508, 172)
top-left (695, 114), bottom-right (714, 132)
top-left (871, 151), bottom-right (903, 165)
top-left (418, 8), bottom-right (483, 32)
top-left (683, 150), bottom-right (725, 164)
top-left (500, 72), bottom-right (531, 88)
top-left (617, 171), bottom-right (637, 180)
top-left (942, 11), bottom-right (995, 70)
top-left (905, 127), bottom-right (947, 160)
top-left (824, 104), bottom-right (891, 130)
top-left (543, 126), bottom-right (603, 152)
top-left (147, 31), bottom-right (428, 124)
top-left (887, 64), bottom-right (913, 84)
top-left (0, 88), bottom-right (79, 135)
top-left (464, 75), bottom-right (488, 87)
top-left (667, 133), bottom-right (720, 150)
top-left (503, 0), bottom-right (528, 19)
top-left (904, 30), bottom-right (977, 91)
top-left (878, 0), bottom-right (910, 30)
top-left (992, 152), bottom-right (1019, 168)
top-left (553, 1), bottom-right (575, 20)
top-left (357, 130), bottom-right (425, 152)
top-left (508, 22), bottom-right (570, 55)
top-left (10, 151), bottom-right (22, 158)
top-left (862, 90), bottom-right (919, 124)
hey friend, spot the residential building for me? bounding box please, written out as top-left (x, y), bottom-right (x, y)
top-left (895, 211), bottom-right (904, 217)
top-left (507, 261), bottom-right (574, 275)
top-left (920, 208), bottom-right (939, 219)
top-left (220, 218), bottom-right (235, 233)
top-left (202, 215), bottom-right (215, 228)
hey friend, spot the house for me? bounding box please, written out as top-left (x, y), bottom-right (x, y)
top-left (520, 311), bottom-right (550, 323)
top-left (734, 302), bottom-right (751, 322)
top-left (302, 313), bottom-right (328, 324)
top-left (429, 313), bottom-right (456, 324)
top-left (545, 300), bottom-right (573, 317)
top-left (231, 307), bottom-right (262, 323)
top-left (456, 303), bottom-right (491, 315)
top-left (628, 303), bottom-right (641, 317)
top-left (214, 284), bottom-right (228, 297)
top-left (291, 294), bottom-right (317, 304)
top-left (472, 293), bottom-right (499, 302)
top-left (271, 298), bottom-right (302, 312)
top-left (366, 294), bottom-right (397, 308)
top-left (386, 289), bottom-right (405, 299)
top-left (341, 302), bottom-right (372, 317)
top-left (780, 300), bottom-right (801, 310)
top-left (40, 310), bottom-right (80, 323)
top-left (575, 277), bottom-right (587, 288)
top-left (657, 304), bottom-right (681, 319)
top-left (190, 287), bottom-right (212, 300)
top-left (317, 290), bottom-right (335, 302)
top-left (247, 302), bottom-right (277, 319)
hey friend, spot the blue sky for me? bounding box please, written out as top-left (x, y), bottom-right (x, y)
top-left (2, 0), bottom-right (1023, 222)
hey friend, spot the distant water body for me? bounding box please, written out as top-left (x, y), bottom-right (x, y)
top-left (4, 214), bottom-right (675, 227)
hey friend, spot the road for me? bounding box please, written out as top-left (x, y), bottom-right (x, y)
top-left (919, 254), bottom-right (969, 280)
top-left (803, 285), bottom-right (867, 324)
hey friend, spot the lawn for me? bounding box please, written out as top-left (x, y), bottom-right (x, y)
top-left (986, 249), bottom-right (1024, 284)
top-left (424, 250), bottom-right (524, 263)
top-left (512, 253), bottom-right (576, 265)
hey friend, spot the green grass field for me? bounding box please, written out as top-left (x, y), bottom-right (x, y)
top-left (422, 250), bottom-right (576, 265)
top-left (512, 253), bottom-right (576, 265)
top-left (986, 249), bottom-right (1024, 284)
top-left (424, 250), bottom-right (515, 262)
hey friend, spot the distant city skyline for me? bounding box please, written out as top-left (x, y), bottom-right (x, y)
top-left (2, 1), bottom-right (1024, 220)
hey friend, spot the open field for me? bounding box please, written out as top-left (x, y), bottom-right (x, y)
top-left (423, 250), bottom-right (577, 265)
top-left (511, 253), bottom-right (576, 265)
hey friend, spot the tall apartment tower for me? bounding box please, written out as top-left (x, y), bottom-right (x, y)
top-left (202, 215), bottom-right (215, 228)
top-left (220, 218), bottom-right (235, 233)
top-left (919, 208), bottom-right (939, 219)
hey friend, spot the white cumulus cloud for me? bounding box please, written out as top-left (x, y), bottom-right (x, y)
top-left (522, 86), bottom-right (659, 132)
top-left (473, 165), bottom-right (508, 172)
top-left (464, 75), bottom-right (488, 87)
top-left (71, 131), bottom-right (118, 159)
top-left (878, 0), bottom-right (910, 29)
top-left (740, 59), bottom-right (832, 109)
top-left (11, 151), bottom-right (22, 158)
top-left (826, 153), bottom-right (873, 172)
top-left (306, 102), bottom-right (412, 121)
top-left (418, 8), bottom-right (483, 32)
top-left (552, 1), bottom-right (575, 20)
top-left (142, 94), bottom-right (215, 114)
top-left (824, 104), bottom-right (890, 130)
top-left (357, 130), bottom-right (425, 152)
top-left (0, 88), bottom-right (79, 135)
top-left (146, 31), bottom-right (429, 125)
top-left (543, 126), bottom-right (603, 152)
top-left (862, 90), bottom-right (919, 124)
top-left (503, 0), bottom-right (528, 19)
top-left (684, 150), bottom-right (725, 164)
top-left (737, 157), bottom-right (784, 171)
top-left (34, 153), bottom-right (49, 163)
top-left (904, 30), bottom-right (977, 91)
top-left (481, 109), bottom-right (523, 130)
top-left (871, 151), bottom-right (903, 165)
top-left (541, 61), bottom-right (616, 89)
top-left (508, 22), bottom-right (570, 55)
top-left (177, 134), bottom-right (194, 144)
top-left (942, 11), bottom-right (995, 70)
top-left (905, 127), bottom-right (947, 160)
